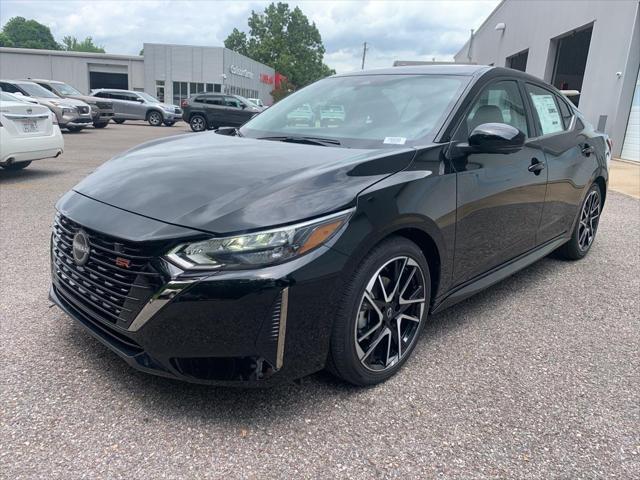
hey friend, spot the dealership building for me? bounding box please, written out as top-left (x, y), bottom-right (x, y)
top-left (454, 0), bottom-right (640, 162)
top-left (0, 42), bottom-right (279, 105)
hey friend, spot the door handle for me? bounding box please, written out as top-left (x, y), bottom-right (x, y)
top-left (581, 144), bottom-right (595, 156)
top-left (528, 158), bottom-right (545, 175)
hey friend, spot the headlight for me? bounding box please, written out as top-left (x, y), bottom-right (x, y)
top-left (166, 209), bottom-right (353, 270)
top-left (61, 107), bottom-right (75, 114)
top-left (163, 105), bottom-right (174, 112)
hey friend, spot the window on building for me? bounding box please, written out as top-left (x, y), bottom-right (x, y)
top-left (214, 83), bottom-right (221, 93)
top-left (156, 80), bottom-right (165, 102)
top-left (190, 83), bottom-right (205, 95)
top-left (173, 81), bottom-right (188, 105)
top-left (506, 49), bottom-right (528, 72)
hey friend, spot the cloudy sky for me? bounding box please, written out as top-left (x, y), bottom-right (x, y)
top-left (0, 0), bottom-right (499, 72)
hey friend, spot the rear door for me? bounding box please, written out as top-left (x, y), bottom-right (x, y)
top-left (97, 91), bottom-right (127, 118)
top-left (524, 83), bottom-right (597, 243)
top-left (202, 95), bottom-right (225, 126)
top-left (451, 79), bottom-right (548, 285)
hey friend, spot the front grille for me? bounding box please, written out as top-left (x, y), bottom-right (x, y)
top-left (95, 101), bottom-right (112, 110)
top-left (77, 105), bottom-right (90, 115)
top-left (51, 214), bottom-right (165, 329)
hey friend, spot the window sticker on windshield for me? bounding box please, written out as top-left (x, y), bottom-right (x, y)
top-left (384, 137), bottom-right (407, 145)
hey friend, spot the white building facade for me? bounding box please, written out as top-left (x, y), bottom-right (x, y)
top-left (0, 42), bottom-right (277, 106)
top-left (455, 0), bottom-right (640, 162)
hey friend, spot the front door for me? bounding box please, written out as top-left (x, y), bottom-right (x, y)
top-left (451, 79), bottom-right (548, 285)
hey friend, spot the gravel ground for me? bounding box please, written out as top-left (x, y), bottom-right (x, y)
top-left (1, 123), bottom-right (639, 479)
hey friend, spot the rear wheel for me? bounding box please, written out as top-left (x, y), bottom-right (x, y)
top-left (93, 121), bottom-right (109, 129)
top-left (556, 183), bottom-right (602, 260)
top-left (2, 161), bottom-right (31, 171)
top-left (164, 120), bottom-right (175, 127)
top-left (328, 237), bottom-right (430, 386)
top-left (66, 126), bottom-right (83, 133)
top-left (147, 111), bottom-right (163, 126)
top-left (113, 119), bottom-right (126, 124)
top-left (190, 114), bottom-right (207, 132)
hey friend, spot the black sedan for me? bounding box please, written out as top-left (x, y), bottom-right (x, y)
top-left (50, 65), bottom-right (610, 386)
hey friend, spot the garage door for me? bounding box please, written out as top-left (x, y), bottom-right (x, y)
top-left (621, 67), bottom-right (639, 162)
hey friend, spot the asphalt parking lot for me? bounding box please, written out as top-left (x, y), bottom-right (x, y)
top-left (1, 122), bottom-right (639, 479)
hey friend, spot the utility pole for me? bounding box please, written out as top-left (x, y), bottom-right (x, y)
top-left (361, 42), bottom-right (368, 70)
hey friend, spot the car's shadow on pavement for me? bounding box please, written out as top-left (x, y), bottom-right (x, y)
top-left (0, 166), bottom-right (65, 182)
top-left (60, 254), bottom-right (571, 423)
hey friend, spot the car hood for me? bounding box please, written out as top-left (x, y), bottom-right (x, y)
top-left (37, 96), bottom-right (89, 108)
top-left (72, 132), bottom-right (416, 234)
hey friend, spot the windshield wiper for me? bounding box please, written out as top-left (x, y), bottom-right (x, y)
top-left (258, 135), bottom-right (341, 147)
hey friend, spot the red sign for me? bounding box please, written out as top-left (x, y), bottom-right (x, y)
top-left (260, 73), bottom-right (274, 85)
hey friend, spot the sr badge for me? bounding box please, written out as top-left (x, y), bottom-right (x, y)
top-left (72, 230), bottom-right (90, 266)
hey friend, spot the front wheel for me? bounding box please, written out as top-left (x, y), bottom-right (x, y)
top-left (66, 126), bottom-right (83, 133)
top-left (556, 183), bottom-right (602, 260)
top-left (2, 161), bottom-right (31, 171)
top-left (163, 121), bottom-right (176, 127)
top-left (93, 121), bottom-right (109, 129)
top-left (113, 119), bottom-right (125, 124)
top-left (327, 237), bottom-right (430, 386)
top-left (147, 111), bottom-right (163, 126)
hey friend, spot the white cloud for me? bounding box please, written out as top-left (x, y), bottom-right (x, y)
top-left (0, 0), bottom-right (499, 72)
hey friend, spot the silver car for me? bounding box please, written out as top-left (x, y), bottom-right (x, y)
top-left (91, 89), bottom-right (182, 126)
top-left (0, 79), bottom-right (93, 132)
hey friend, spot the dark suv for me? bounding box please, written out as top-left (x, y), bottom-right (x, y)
top-left (181, 94), bottom-right (261, 132)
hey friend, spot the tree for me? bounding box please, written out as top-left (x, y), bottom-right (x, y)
top-left (0, 32), bottom-right (14, 47)
top-left (224, 2), bottom-right (334, 88)
top-left (1, 16), bottom-right (59, 50)
top-left (61, 36), bottom-right (105, 53)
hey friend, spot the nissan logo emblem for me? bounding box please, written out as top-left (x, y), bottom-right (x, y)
top-left (72, 230), bottom-right (91, 266)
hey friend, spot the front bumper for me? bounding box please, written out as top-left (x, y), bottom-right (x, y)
top-left (49, 196), bottom-right (349, 386)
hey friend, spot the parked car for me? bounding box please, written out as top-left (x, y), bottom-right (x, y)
top-left (319, 104), bottom-right (345, 127)
top-left (0, 91), bottom-right (63, 170)
top-left (91, 89), bottom-right (181, 126)
top-left (0, 80), bottom-right (93, 132)
top-left (286, 103), bottom-right (314, 126)
top-left (181, 93), bottom-right (261, 132)
top-left (50, 65), bottom-right (609, 387)
top-left (30, 79), bottom-right (114, 128)
top-left (247, 97), bottom-right (266, 109)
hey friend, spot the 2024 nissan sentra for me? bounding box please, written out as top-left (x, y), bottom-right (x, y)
top-left (50, 66), bottom-right (609, 386)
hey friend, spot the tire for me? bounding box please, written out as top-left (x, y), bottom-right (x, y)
top-left (556, 183), bottom-right (602, 260)
top-left (113, 119), bottom-right (126, 124)
top-left (164, 121), bottom-right (176, 127)
top-left (93, 122), bottom-right (109, 129)
top-left (327, 236), bottom-right (431, 386)
top-left (2, 161), bottom-right (31, 171)
top-left (147, 111), bottom-right (163, 126)
top-left (189, 114), bottom-right (207, 132)
top-left (66, 126), bottom-right (83, 133)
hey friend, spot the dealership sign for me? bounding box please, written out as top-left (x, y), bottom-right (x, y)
top-left (260, 73), bottom-right (274, 85)
top-left (229, 65), bottom-right (254, 79)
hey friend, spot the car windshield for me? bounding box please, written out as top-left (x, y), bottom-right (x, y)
top-left (17, 82), bottom-right (60, 98)
top-left (138, 91), bottom-right (160, 103)
top-left (53, 83), bottom-right (83, 96)
top-left (240, 74), bottom-right (468, 148)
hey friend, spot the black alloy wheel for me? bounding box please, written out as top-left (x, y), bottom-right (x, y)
top-left (328, 237), bottom-right (430, 385)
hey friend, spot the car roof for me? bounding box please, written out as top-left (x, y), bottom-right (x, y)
top-left (0, 79), bottom-right (40, 85)
top-left (93, 88), bottom-right (135, 92)
top-left (25, 79), bottom-right (63, 84)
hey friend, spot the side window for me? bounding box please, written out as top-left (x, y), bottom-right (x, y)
top-left (0, 82), bottom-right (19, 94)
top-left (205, 96), bottom-right (224, 106)
top-left (94, 91), bottom-right (107, 98)
top-left (525, 84), bottom-right (565, 135)
top-left (464, 80), bottom-right (529, 138)
top-left (40, 84), bottom-right (54, 92)
top-left (225, 97), bottom-right (241, 108)
top-left (556, 95), bottom-right (574, 129)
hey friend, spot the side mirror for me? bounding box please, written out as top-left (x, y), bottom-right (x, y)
top-left (215, 126), bottom-right (239, 136)
top-left (136, 98), bottom-right (145, 103)
top-left (467, 123), bottom-right (525, 154)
